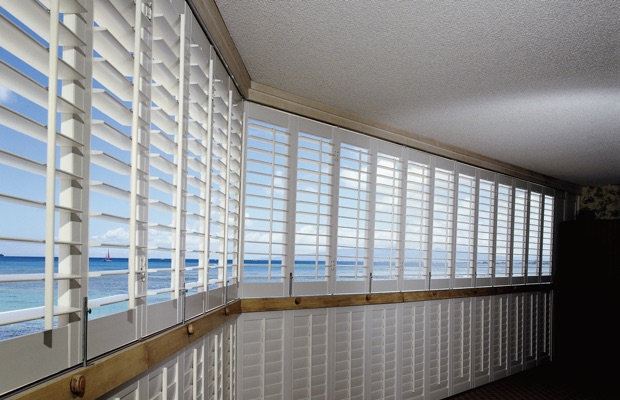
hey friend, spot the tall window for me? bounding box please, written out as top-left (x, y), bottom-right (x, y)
top-left (294, 130), bottom-right (334, 282)
top-left (243, 119), bottom-right (290, 283)
top-left (430, 165), bottom-right (454, 281)
top-left (476, 177), bottom-right (495, 281)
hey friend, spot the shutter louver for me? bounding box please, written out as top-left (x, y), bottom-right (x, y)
top-left (511, 183), bottom-right (528, 283)
top-left (430, 162), bottom-right (455, 289)
top-left (401, 302), bottom-right (427, 400)
top-left (334, 307), bottom-right (366, 400)
top-left (527, 187), bottom-right (542, 282)
top-left (454, 168), bottom-right (476, 287)
top-left (403, 151), bottom-right (431, 290)
top-left (427, 300), bottom-right (450, 400)
top-left (494, 178), bottom-right (513, 285)
top-left (451, 297), bottom-right (472, 394)
top-left (472, 296), bottom-right (491, 387)
top-left (369, 305), bottom-right (398, 400)
top-left (492, 294), bottom-right (510, 380)
top-left (292, 310), bottom-right (328, 399)
top-left (475, 174), bottom-right (496, 287)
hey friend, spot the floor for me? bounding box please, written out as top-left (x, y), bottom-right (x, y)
top-left (445, 363), bottom-right (613, 400)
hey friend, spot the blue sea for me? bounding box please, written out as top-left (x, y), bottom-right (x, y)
top-left (0, 256), bottom-right (341, 341)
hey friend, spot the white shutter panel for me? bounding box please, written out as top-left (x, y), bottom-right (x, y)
top-left (372, 143), bottom-right (404, 292)
top-left (524, 291), bottom-right (539, 368)
top-left (509, 292), bottom-right (525, 373)
top-left (511, 181), bottom-right (528, 284)
top-left (336, 131), bottom-right (372, 294)
top-left (453, 166), bottom-right (476, 288)
top-left (148, 358), bottom-right (180, 400)
top-left (476, 172), bottom-right (496, 287)
top-left (242, 104), bottom-right (290, 297)
top-left (292, 309), bottom-right (329, 399)
top-left (369, 305), bottom-right (398, 400)
top-left (401, 301), bottom-right (427, 400)
top-left (403, 150), bottom-right (431, 291)
top-left (451, 297), bottom-right (472, 394)
top-left (494, 176), bottom-right (513, 286)
top-left (427, 299), bottom-right (450, 400)
top-left (238, 312), bottom-right (285, 400)
top-left (472, 296), bottom-right (492, 387)
top-left (183, 341), bottom-right (205, 400)
top-left (492, 294), bottom-right (510, 380)
top-left (540, 190), bottom-right (555, 282)
top-left (293, 119), bottom-right (334, 295)
top-left (538, 291), bottom-right (552, 362)
top-left (429, 159), bottom-right (455, 290)
top-left (527, 185), bottom-right (542, 283)
top-left (333, 307), bottom-right (366, 400)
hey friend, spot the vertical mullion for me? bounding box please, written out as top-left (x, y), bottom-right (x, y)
top-left (44, 0), bottom-right (61, 329)
top-left (397, 148), bottom-right (408, 291)
top-left (203, 56), bottom-right (214, 295)
top-left (426, 158), bottom-right (436, 289)
top-left (174, 12), bottom-right (189, 301)
top-left (328, 129), bottom-right (341, 294)
top-left (367, 140), bottom-right (377, 288)
top-left (286, 118), bottom-right (298, 294)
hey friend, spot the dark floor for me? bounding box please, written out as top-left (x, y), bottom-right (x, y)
top-left (445, 363), bottom-right (614, 399)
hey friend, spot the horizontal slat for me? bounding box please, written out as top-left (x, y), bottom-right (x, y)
top-left (0, 14), bottom-right (85, 80)
top-left (150, 153), bottom-right (176, 175)
top-left (89, 242), bottom-right (130, 248)
top-left (150, 130), bottom-right (177, 155)
top-left (188, 137), bottom-right (208, 157)
top-left (0, 193), bottom-right (45, 209)
top-left (0, 306), bottom-right (81, 326)
top-left (90, 181), bottom-right (130, 199)
top-left (92, 58), bottom-right (133, 101)
top-left (93, 0), bottom-right (134, 52)
top-left (152, 37), bottom-right (178, 70)
top-left (91, 120), bottom-right (132, 151)
top-left (152, 83), bottom-right (178, 117)
top-left (88, 270), bottom-right (129, 278)
top-left (1, 1), bottom-right (86, 47)
top-left (92, 89), bottom-right (133, 126)
top-left (0, 273), bottom-right (81, 283)
top-left (149, 223), bottom-right (175, 233)
top-left (91, 150), bottom-right (131, 175)
top-left (149, 176), bottom-right (175, 194)
top-left (152, 107), bottom-right (177, 133)
top-left (147, 287), bottom-right (174, 296)
top-left (88, 294), bottom-right (129, 308)
top-left (152, 61), bottom-right (179, 93)
top-left (149, 200), bottom-right (175, 213)
top-left (0, 60), bottom-right (84, 114)
top-left (38, 0), bottom-right (87, 14)
top-left (90, 212), bottom-right (129, 223)
top-left (92, 27), bottom-right (133, 77)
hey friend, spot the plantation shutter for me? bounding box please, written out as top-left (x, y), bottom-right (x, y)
top-left (472, 296), bottom-right (492, 388)
top-left (429, 159), bottom-right (455, 290)
top-left (335, 130), bottom-right (373, 294)
top-left (492, 294), bottom-right (510, 380)
top-left (403, 150), bottom-right (431, 291)
top-left (237, 312), bottom-right (286, 400)
top-left (293, 119), bottom-right (335, 295)
top-left (527, 185), bottom-right (542, 283)
top-left (523, 291), bottom-right (539, 368)
top-left (540, 189), bottom-right (555, 282)
top-left (372, 142), bottom-right (404, 293)
top-left (0, 0), bottom-right (90, 391)
top-left (369, 305), bottom-right (399, 400)
top-left (509, 292), bottom-right (525, 373)
top-left (427, 299), bottom-right (451, 400)
top-left (453, 165), bottom-right (476, 288)
top-left (333, 307), bottom-right (366, 400)
top-left (537, 291), bottom-right (552, 362)
top-left (511, 180), bottom-right (528, 284)
top-left (147, 0), bottom-right (187, 334)
top-left (494, 176), bottom-right (513, 286)
top-left (183, 341), bottom-right (205, 400)
top-left (450, 297), bottom-right (473, 395)
top-left (401, 301), bottom-right (427, 400)
top-left (242, 104), bottom-right (290, 297)
top-left (475, 171), bottom-right (496, 287)
top-left (184, 15), bottom-right (213, 316)
top-left (292, 309), bottom-right (329, 399)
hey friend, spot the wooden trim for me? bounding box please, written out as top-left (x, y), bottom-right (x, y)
top-left (241, 284), bottom-right (551, 313)
top-left (187, 0), bottom-right (251, 98)
top-left (247, 83), bottom-right (580, 194)
top-left (9, 301), bottom-right (241, 400)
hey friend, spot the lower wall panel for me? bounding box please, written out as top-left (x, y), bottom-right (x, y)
top-left (98, 291), bottom-right (552, 400)
top-left (99, 317), bottom-right (237, 400)
top-left (238, 291), bottom-right (552, 400)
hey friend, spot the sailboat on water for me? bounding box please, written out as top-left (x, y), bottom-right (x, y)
top-left (104, 250), bottom-right (111, 262)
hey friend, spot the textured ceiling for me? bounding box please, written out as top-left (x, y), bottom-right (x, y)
top-left (214, 0), bottom-right (620, 186)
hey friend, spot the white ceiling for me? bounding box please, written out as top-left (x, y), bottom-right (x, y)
top-left (213, 0), bottom-right (620, 186)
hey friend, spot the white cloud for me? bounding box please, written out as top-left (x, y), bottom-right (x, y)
top-left (0, 84), bottom-right (13, 104)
